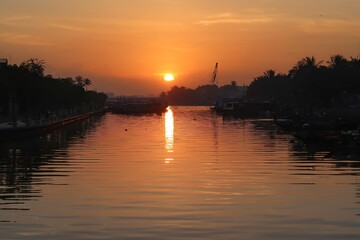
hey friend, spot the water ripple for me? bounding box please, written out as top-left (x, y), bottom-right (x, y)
top-left (0, 108), bottom-right (359, 239)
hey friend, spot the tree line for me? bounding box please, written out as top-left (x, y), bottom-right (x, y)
top-left (247, 55), bottom-right (360, 109)
top-left (162, 81), bottom-right (246, 105)
top-left (162, 55), bottom-right (359, 108)
top-left (0, 58), bottom-right (107, 121)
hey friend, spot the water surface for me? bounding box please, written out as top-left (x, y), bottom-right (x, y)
top-left (1, 106), bottom-right (359, 239)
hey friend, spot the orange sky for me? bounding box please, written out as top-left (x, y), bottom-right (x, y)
top-left (0, 0), bottom-right (359, 95)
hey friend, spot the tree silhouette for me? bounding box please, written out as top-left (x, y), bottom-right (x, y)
top-left (0, 59), bottom-right (107, 123)
top-left (328, 55), bottom-right (348, 69)
top-left (247, 55), bottom-right (360, 111)
top-left (247, 69), bottom-right (289, 103)
top-left (19, 58), bottom-right (46, 77)
top-left (84, 78), bottom-right (92, 90)
top-left (289, 56), bottom-right (323, 79)
top-left (74, 76), bottom-right (85, 88)
top-left (263, 69), bottom-right (276, 78)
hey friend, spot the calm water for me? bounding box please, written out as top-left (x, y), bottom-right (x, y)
top-left (1, 106), bottom-right (360, 239)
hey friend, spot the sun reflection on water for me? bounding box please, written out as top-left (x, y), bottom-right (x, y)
top-left (164, 107), bottom-right (174, 163)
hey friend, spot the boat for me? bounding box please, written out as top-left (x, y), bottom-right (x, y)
top-left (107, 97), bottom-right (167, 114)
top-left (213, 98), bottom-right (274, 118)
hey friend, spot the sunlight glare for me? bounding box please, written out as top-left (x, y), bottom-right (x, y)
top-left (164, 73), bottom-right (174, 82)
top-left (165, 107), bottom-right (174, 153)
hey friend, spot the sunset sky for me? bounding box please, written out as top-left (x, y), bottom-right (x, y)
top-left (0, 0), bottom-right (359, 95)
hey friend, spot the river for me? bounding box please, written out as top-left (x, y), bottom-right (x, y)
top-left (1, 106), bottom-right (359, 239)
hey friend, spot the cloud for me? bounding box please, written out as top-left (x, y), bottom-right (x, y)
top-left (0, 32), bottom-right (53, 46)
top-left (48, 23), bottom-right (91, 32)
top-left (0, 16), bottom-right (33, 27)
top-left (207, 13), bottom-right (233, 19)
top-left (196, 18), bottom-right (271, 26)
top-left (298, 17), bottom-right (360, 34)
top-left (195, 12), bottom-right (272, 26)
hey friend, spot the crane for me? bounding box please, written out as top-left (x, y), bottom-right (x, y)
top-left (211, 62), bottom-right (218, 85)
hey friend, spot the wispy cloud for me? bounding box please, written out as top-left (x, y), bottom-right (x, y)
top-left (48, 18), bottom-right (183, 35)
top-left (0, 32), bottom-right (53, 46)
top-left (0, 16), bottom-right (33, 27)
top-left (208, 13), bottom-right (233, 19)
top-left (298, 17), bottom-right (360, 34)
top-left (2, 16), bottom-right (32, 21)
top-left (48, 23), bottom-right (92, 32)
top-left (195, 12), bottom-right (272, 26)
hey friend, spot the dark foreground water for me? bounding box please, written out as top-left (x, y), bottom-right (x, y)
top-left (1, 106), bottom-right (360, 239)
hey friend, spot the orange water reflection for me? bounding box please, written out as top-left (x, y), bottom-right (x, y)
top-left (1, 107), bottom-right (360, 239)
top-left (164, 107), bottom-right (174, 163)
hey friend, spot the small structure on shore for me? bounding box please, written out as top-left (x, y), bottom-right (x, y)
top-left (0, 58), bottom-right (8, 70)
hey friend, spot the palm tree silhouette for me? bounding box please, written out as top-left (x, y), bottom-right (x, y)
top-left (84, 78), bottom-right (92, 91)
top-left (328, 55), bottom-right (348, 69)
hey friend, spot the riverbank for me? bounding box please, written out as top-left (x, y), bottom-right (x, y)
top-left (0, 110), bottom-right (106, 140)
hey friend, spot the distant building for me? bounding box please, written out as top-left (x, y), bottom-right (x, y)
top-left (0, 58), bottom-right (8, 70)
top-left (238, 85), bottom-right (248, 98)
top-left (105, 92), bottom-right (115, 98)
top-left (334, 93), bottom-right (360, 108)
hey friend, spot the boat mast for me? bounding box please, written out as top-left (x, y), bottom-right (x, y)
top-left (211, 62), bottom-right (218, 85)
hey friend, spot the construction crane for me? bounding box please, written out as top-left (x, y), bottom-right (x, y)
top-left (211, 62), bottom-right (218, 85)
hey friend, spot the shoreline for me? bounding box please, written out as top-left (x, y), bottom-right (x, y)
top-left (0, 110), bottom-right (106, 140)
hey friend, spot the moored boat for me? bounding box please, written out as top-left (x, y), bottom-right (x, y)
top-left (212, 98), bottom-right (274, 118)
top-left (107, 97), bottom-right (167, 114)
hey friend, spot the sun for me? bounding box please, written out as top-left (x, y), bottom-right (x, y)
top-left (164, 73), bottom-right (174, 82)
